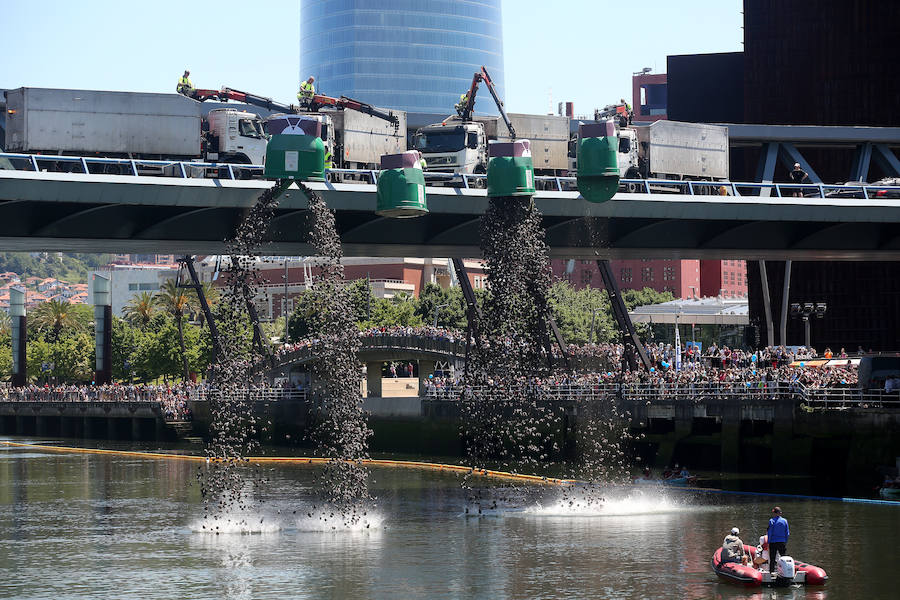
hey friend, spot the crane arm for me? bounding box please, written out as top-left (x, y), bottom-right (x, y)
top-left (479, 66), bottom-right (516, 139)
top-left (191, 87), bottom-right (398, 126)
top-left (313, 95), bottom-right (399, 126)
top-left (458, 66), bottom-right (516, 139)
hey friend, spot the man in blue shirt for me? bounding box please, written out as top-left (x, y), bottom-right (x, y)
top-left (767, 506), bottom-right (790, 573)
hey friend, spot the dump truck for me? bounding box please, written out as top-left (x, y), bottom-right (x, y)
top-left (191, 87), bottom-right (405, 171)
top-left (414, 113), bottom-right (569, 175)
top-left (617, 120), bottom-right (729, 181)
top-left (413, 66), bottom-right (569, 176)
top-left (4, 87), bottom-right (268, 165)
top-left (3, 86), bottom-right (406, 173)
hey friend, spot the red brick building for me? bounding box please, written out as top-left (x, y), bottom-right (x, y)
top-left (552, 258), bottom-right (746, 300)
top-left (201, 257), bottom-right (486, 320)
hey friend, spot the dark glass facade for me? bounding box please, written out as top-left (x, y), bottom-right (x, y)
top-left (300, 0), bottom-right (504, 114)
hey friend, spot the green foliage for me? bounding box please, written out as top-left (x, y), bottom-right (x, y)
top-left (414, 283), bottom-right (469, 329)
top-left (622, 287), bottom-right (675, 310)
top-left (30, 299), bottom-right (87, 341)
top-left (26, 332), bottom-right (94, 382)
top-left (0, 252), bottom-right (111, 282)
top-left (361, 293), bottom-right (424, 329)
top-left (547, 281), bottom-right (614, 344)
top-left (123, 291), bottom-right (157, 327)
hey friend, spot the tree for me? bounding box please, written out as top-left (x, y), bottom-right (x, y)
top-left (26, 333), bottom-right (93, 382)
top-left (363, 293), bottom-right (423, 328)
top-left (155, 279), bottom-right (193, 380)
top-left (415, 283), bottom-right (468, 329)
top-left (548, 281), bottom-right (615, 345)
top-left (189, 281), bottom-right (220, 326)
top-left (123, 291), bottom-right (156, 328)
top-left (30, 299), bottom-right (83, 341)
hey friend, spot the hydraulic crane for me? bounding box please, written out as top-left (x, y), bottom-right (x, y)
top-left (191, 87), bottom-right (399, 126)
top-left (456, 66), bottom-right (516, 139)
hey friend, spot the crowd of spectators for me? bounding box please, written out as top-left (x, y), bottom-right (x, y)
top-left (1, 383), bottom-right (200, 421)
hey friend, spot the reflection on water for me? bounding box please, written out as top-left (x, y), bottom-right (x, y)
top-left (2, 439), bottom-right (899, 599)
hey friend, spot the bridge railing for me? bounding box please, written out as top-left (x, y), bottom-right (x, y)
top-left (425, 381), bottom-right (802, 404)
top-left (4, 152), bottom-right (899, 199)
top-left (272, 334), bottom-right (467, 368)
top-left (802, 387), bottom-right (900, 408)
top-left (0, 388), bottom-right (186, 403)
top-left (188, 388), bottom-right (308, 403)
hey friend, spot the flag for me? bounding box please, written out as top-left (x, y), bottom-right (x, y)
top-left (675, 323), bottom-right (682, 372)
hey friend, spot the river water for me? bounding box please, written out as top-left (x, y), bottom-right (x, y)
top-left (1, 438), bottom-right (897, 600)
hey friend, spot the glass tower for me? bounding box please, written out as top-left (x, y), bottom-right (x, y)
top-left (300, 0), bottom-right (504, 115)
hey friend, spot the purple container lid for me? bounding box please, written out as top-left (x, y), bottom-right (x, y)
top-left (267, 115), bottom-right (321, 137)
top-left (579, 120), bottom-right (616, 138)
top-left (489, 139), bottom-right (531, 158)
top-left (381, 150), bottom-right (421, 169)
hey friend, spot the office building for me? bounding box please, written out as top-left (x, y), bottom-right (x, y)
top-left (300, 0), bottom-right (504, 114)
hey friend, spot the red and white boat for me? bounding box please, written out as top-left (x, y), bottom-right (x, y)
top-left (711, 544), bottom-right (827, 587)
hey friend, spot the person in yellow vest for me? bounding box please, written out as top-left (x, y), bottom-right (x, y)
top-left (298, 76), bottom-right (316, 106)
top-left (324, 150), bottom-right (333, 170)
top-left (176, 70), bottom-right (194, 97)
top-left (455, 91), bottom-right (470, 116)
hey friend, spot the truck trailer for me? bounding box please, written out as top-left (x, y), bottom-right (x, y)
top-left (3, 87), bottom-right (406, 173)
top-left (618, 120), bottom-right (729, 181)
top-left (4, 87), bottom-right (267, 165)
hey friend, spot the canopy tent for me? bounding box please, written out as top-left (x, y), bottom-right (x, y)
top-left (628, 297), bottom-right (749, 325)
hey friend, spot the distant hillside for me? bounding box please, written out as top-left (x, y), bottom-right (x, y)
top-left (0, 252), bottom-right (111, 284)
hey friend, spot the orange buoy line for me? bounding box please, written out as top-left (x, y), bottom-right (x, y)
top-left (0, 440), bottom-right (577, 486)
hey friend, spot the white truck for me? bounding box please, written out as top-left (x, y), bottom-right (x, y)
top-left (4, 87), bottom-right (268, 166)
top-left (3, 87), bottom-right (406, 175)
top-left (614, 120), bottom-right (729, 181)
top-left (413, 113), bottom-right (570, 175)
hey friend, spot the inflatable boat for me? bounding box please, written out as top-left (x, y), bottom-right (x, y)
top-left (879, 486), bottom-right (900, 500)
top-left (711, 545), bottom-right (827, 587)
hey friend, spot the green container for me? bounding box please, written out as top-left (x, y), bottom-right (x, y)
top-left (264, 134), bottom-right (325, 181)
top-left (487, 156), bottom-right (535, 197)
top-left (376, 167), bottom-right (428, 218)
top-left (577, 134), bottom-right (619, 203)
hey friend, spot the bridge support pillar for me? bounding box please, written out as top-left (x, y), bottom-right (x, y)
top-left (418, 360), bottom-right (436, 395)
top-left (772, 396), bottom-right (806, 474)
top-left (720, 403), bottom-right (741, 472)
top-left (366, 362), bottom-right (382, 398)
top-left (35, 415), bottom-right (48, 437)
top-left (15, 415), bottom-right (25, 436)
top-left (61, 417), bottom-right (76, 438)
top-left (155, 418), bottom-right (166, 442)
top-left (106, 418), bottom-right (117, 440)
top-left (131, 418), bottom-right (142, 441)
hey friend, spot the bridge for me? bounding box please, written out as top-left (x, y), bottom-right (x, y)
top-left (2, 155), bottom-right (900, 259)
top-left (266, 334), bottom-right (615, 396)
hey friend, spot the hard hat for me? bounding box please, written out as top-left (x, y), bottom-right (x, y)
top-left (793, 163), bottom-right (801, 169)
top-left (731, 527), bottom-right (740, 535)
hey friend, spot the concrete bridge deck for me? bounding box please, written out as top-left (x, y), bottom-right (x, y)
top-left (2, 169), bottom-right (900, 258)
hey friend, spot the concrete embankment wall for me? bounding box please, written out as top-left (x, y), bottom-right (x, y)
top-left (5, 398), bottom-right (900, 492)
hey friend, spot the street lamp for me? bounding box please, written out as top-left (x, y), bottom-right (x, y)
top-left (789, 302), bottom-right (827, 348)
top-left (589, 307), bottom-right (601, 344)
top-left (432, 302), bottom-right (450, 328)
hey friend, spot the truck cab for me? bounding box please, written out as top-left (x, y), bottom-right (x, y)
top-left (413, 122), bottom-right (486, 174)
top-left (205, 108), bottom-right (267, 165)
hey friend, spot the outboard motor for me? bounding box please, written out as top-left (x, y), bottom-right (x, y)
top-left (775, 555), bottom-right (796, 585)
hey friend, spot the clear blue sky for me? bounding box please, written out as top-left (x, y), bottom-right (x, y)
top-left (2, 0), bottom-right (743, 115)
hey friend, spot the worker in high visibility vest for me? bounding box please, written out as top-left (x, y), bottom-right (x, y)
top-left (455, 91), bottom-right (469, 116)
top-left (324, 150), bottom-right (333, 170)
top-left (298, 76), bottom-right (316, 105)
top-left (176, 70), bottom-right (194, 97)
top-left (620, 98), bottom-right (633, 124)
